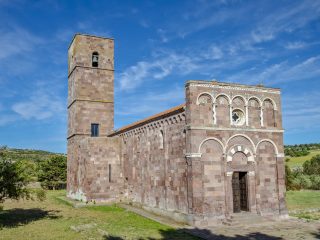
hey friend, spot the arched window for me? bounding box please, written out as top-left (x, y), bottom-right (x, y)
top-left (159, 130), bottom-right (164, 149)
top-left (92, 52), bottom-right (99, 67)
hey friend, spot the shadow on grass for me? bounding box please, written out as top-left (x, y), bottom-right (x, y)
top-left (104, 228), bottom-right (284, 240)
top-left (311, 228), bottom-right (320, 239)
top-left (0, 208), bottom-right (61, 228)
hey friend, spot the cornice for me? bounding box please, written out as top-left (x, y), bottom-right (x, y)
top-left (68, 99), bottom-right (113, 109)
top-left (187, 82), bottom-right (280, 94)
top-left (186, 125), bottom-right (284, 133)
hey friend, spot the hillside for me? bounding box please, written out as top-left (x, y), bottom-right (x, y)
top-left (285, 143), bottom-right (320, 169)
top-left (1, 146), bottom-right (65, 162)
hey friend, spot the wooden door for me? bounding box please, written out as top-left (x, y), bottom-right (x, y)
top-left (232, 172), bottom-right (240, 213)
top-left (232, 172), bottom-right (248, 213)
top-left (239, 172), bottom-right (248, 211)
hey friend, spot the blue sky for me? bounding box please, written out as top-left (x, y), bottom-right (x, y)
top-left (0, 0), bottom-right (319, 153)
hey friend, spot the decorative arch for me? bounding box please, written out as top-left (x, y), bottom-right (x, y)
top-left (248, 96), bottom-right (262, 127)
top-left (226, 134), bottom-right (256, 154)
top-left (248, 96), bottom-right (262, 107)
top-left (255, 139), bottom-right (279, 155)
top-left (198, 137), bottom-right (225, 155)
top-left (232, 95), bottom-right (247, 106)
top-left (263, 97), bottom-right (277, 110)
top-left (196, 92), bottom-right (214, 105)
top-left (214, 93), bottom-right (231, 104)
top-left (226, 144), bottom-right (254, 162)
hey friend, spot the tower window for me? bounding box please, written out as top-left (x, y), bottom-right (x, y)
top-left (92, 52), bottom-right (99, 67)
top-left (109, 164), bottom-right (112, 182)
top-left (91, 123), bottom-right (99, 137)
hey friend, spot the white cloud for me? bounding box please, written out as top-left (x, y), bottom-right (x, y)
top-left (157, 28), bottom-right (168, 43)
top-left (249, 1), bottom-right (320, 44)
top-left (176, 1), bottom-right (251, 38)
top-left (202, 46), bottom-right (224, 60)
top-left (0, 27), bottom-right (43, 59)
top-left (225, 56), bottom-right (320, 85)
top-left (251, 30), bottom-right (275, 43)
top-left (118, 51), bottom-right (199, 90)
top-left (12, 88), bottom-right (64, 120)
top-left (285, 41), bottom-right (306, 50)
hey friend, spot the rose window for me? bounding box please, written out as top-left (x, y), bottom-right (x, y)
top-left (232, 109), bottom-right (245, 126)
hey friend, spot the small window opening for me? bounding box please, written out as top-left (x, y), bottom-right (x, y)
top-left (92, 52), bottom-right (99, 67)
top-left (159, 130), bottom-right (164, 149)
top-left (109, 164), bottom-right (112, 182)
top-left (91, 123), bottom-right (99, 137)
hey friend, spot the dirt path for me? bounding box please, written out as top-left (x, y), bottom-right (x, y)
top-left (119, 203), bottom-right (320, 239)
top-left (184, 218), bottom-right (320, 240)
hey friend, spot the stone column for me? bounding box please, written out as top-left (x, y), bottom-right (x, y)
top-left (276, 153), bottom-right (288, 217)
top-left (186, 153), bottom-right (206, 226)
top-left (245, 104), bottom-right (249, 126)
top-left (260, 106), bottom-right (264, 127)
top-left (248, 170), bottom-right (257, 213)
top-left (213, 103), bottom-right (217, 125)
top-left (186, 154), bottom-right (203, 224)
top-left (225, 171), bottom-right (233, 215)
top-left (229, 104), bottom-right (233, 125)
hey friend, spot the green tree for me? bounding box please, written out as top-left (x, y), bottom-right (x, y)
top-left (303, 154), bottom-right (320, 175)
top-left (0, 148), bottom-right (31, 204)
top-left (38, 155), bottom-right (67, 190)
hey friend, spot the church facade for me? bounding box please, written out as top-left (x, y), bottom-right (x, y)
top-left (67, 34), bottom-right (287, 227)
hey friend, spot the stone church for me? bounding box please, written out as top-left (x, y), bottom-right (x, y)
top-left (67, 34), bottom-right (287, 227)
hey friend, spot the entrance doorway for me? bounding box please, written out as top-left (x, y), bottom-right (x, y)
top-left (232, 172), bottom-right (248, 213)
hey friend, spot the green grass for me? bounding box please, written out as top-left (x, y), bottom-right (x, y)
top-left (286, 150), bottom-right (320, 169)
top-left (0, 190), bottom-right (198, 240)
top-left (293, 212), bottom-right (320, 221)
top-left (286, 190), bottom-right (320, 211)
top-left (286, 190), bottom-right (320, 221)
top-left (1, 190), bottom-right (320, 239)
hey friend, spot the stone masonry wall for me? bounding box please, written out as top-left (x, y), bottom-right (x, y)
top-left (115, 110), bottom-right (189, 217)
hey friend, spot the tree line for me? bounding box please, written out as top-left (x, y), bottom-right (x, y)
top-left (284, 143), bottom-right (320, 157)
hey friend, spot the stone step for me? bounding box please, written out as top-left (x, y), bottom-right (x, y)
top-left (227, 212), bottom-right (274, 226)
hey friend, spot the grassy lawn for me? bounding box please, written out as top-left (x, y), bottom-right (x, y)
top-left (1, 190), bottom-right (320, 239)
top-left (286, 190), bottom-right (320, 220)
top-left (286, 150), bottom-right (320, 169)
top-left (0, 191), bottom-right (198, 240)
top-left (286, 190), bottom-right (320, 211)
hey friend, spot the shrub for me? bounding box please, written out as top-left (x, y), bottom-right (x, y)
top-left (34, 189), bottom-right (46, 201)
top-left (292, 174), bottom-right (312, 190)
top-left (303, 154), bottom-right (320, 175)
top-left (309, 175), bottom-right (320, 190)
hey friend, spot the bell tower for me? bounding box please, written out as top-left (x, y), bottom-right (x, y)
top-left (67, 34), bottom-right (115, 200)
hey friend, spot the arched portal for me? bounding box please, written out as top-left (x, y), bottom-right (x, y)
top-left (225, 144), bottom-right (256, 214)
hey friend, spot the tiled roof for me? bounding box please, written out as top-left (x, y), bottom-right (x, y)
top-left (109, 104), bottom-right (185, 136)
